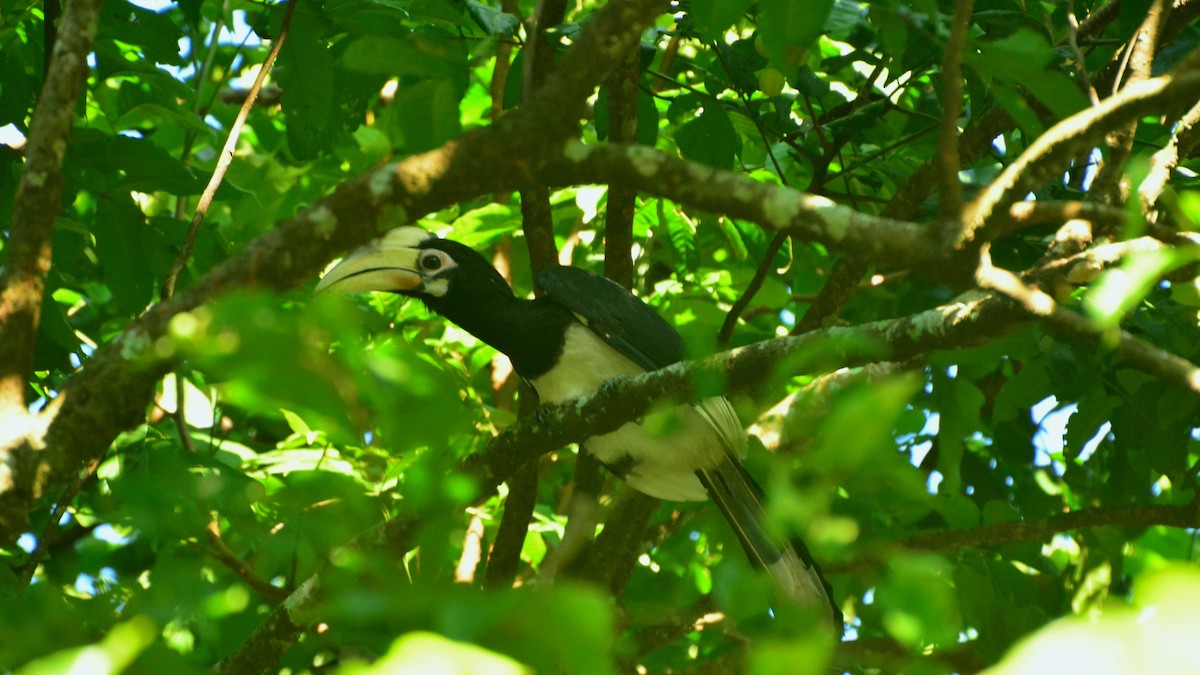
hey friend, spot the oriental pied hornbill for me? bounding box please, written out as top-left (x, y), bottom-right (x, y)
top-left (316, 226), bottom-right (840, 627)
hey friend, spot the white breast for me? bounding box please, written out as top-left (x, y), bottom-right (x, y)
top-left (531, 323), bottom-right (744, 502)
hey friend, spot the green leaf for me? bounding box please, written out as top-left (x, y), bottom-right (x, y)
top-left (93, 199), bottom-right (157, 313)
top-left (970, 30), bottom-right (1089, 122)
top-left (1084, 248), bottom-right (1194, 328)
top-left (991, 566), bottom-right (1200, 674)
top-left (68, 131), bottom-right (206, 195)
top-left (278, 12), bottom-right (336, 160)
top-left (1064, 388), bottom-right (1116, 459)
top-left (748, 634), bottom-right (834, 675)
top-left (688, 0), bottom-right (753, 41)
top-left (159, 373), bottom-right (217, 429)
top-left (388, 78), bottom-right (464, 153)
top-left (676, 105), bottom-right (739, 169)
top-left (113, 102), bottom-right (212, 136)
top-left (877, 556), bottom-right (962, 648)
top-left (341, 36), bottom-right (468, 79)
top-left (757, 0), bottom-right (832, 69)
top-left (465, 1), bottom-right (519, 36)
top-left (17, 616), bottom-right (157, 675)
top-left (338, 632), bottom-right (529, 674)
top-left (637, 91), bottom-right (660, 146)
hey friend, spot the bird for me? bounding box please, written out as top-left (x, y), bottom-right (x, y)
top-left (316, 226), bottom-right (841, 628)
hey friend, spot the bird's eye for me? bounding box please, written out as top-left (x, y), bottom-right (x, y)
top-left (420, 253), bottom-right (443, 271)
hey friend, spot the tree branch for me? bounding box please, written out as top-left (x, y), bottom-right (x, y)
top-left (832, 501), bottom-right (1200, 574)
top-left (0, 0), bottom-right (105, 541)
top-left (466, 291), bottom-right (1029, 488)
top-left (979, 261), bottom-right (1200, 395)
top-left (544, 143), bottom-right (935, 270)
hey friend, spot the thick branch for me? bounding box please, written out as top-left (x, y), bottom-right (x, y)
top-left (467, 291), bottom-right (1027, 487)
top-left (0, 0), bottom-right (105, 540)
top-left (544, 143), bottom-right (934, 270)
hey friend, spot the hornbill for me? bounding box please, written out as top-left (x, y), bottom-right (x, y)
top-left (316, 226), bottom-right (841, 627)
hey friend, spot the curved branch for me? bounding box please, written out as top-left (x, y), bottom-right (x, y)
top-left (957, 67), bottom-right (1200, 254)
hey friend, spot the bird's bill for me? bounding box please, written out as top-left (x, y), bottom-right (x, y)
top-left (315, 227), bottom-right (435, 295)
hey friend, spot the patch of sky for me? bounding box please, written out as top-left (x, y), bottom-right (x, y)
top-left (17, 533), bottom-right (37, 553)
top-left (1031, 395), bottom-right (1067, 475)
top-left (945, 364), bottom-right (958, 379)
top-left (911, 440), bottom-right (933, 467)
top-left (0, 124), bottom-right (24, 146)
top-left (71, 567), bottom-right (119, 598)
top-left (94, 524), bottom-right (135, 545)
top-left (779, 309), bottom-right (795, 327)
top-left (122, 0), bottom-right (260, 85)
top-left (1032, 394), bottom-right (1111, 468)
top-left (1068, 148), bottom-right (1102, 192)
top-left (903, 409), bottom-right (940, 462)
top-left (927, 469), bottom-right (943, 493)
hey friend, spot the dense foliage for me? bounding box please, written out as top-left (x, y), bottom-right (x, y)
top-left (3, 0), bottom-right (1200, 672)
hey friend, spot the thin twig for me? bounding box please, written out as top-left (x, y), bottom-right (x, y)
top-left (198, 520), bottom-right (289, 602)
top-left (1066, 0), bottom-right (1101, 105)
top-left (831, 500), bottom-right (1200, 574)
top-left (162, 0), bottom-right (299, 299)
top-left (936, 0), bottom-right (974, 224)
top-left (1088, 0), bottom-right (1170, 206)
top-left (487, 0), bottom-right (569, 587)
top-left (455, 514), bottom-right (486, 583)
top-left (484, 461), bottom-right (539, 587)
top-left (717, 232), bottom-right (788, 348)
top-left (17, 456), bottom-right (100, 584)
top-left (1139, 98), bottom-right (1200, 209)
top-left (710, 41), bottom-right (795, 348)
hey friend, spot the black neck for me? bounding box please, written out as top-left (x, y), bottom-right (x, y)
top-left (426, 292), bottom-right (572, 380)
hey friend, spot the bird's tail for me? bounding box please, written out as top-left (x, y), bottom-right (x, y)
top-left (696, 458), bottom-right (842, 629)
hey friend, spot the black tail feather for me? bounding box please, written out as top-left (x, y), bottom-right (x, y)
top-left (696, 459), bottom-right (842, 629)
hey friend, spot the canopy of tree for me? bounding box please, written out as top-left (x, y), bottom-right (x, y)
top-left (2, 0), bottom-right (1200, 672)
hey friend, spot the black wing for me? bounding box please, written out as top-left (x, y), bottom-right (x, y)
top-left (536, 266), bottom-right (684, 371)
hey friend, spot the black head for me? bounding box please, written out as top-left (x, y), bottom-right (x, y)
top-left (316, 227), bottom-right (519, 323)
